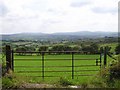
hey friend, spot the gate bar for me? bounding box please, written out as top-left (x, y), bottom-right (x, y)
top-left (72, 52), bottom-right (74, 79)
top-left (42, 52), bottom-right (45, 80)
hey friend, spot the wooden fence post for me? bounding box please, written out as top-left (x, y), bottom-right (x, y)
top-left (104, 47), bottom-right (107, 67)
top-left (11, 50), bottom-right (14, 71)
top-left (6, 45), bottom-right (12, 72)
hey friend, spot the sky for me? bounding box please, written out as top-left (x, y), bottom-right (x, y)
top-left (0, 0), bottom-right (119, 34)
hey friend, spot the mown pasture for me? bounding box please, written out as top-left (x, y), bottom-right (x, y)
top-left (13, 54), bottom-right (103, 83)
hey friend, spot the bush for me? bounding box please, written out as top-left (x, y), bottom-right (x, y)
top-left (89, 77), bottom-right (108, 88)
top-left (100, 55), bottom-right (120, 88)
top-left (2, 74), bottom-right (19, 89)
top-left (1, 53), bottom-right (6, 76)
top-left (2, 65), bottom-right (7, 76)
top-left (88, 55), bottom-right (120, 88)
top-left (58, 77), bottom-right (73, 86)
top-left (2, 77), bottom-right (14, 89)
top-left (109, 55), bottom-right (120, 80)
top-left (115, 44), bottom-right (120, 54)
top-left (2, 73), bottom-right (30, 89)
top-left (114, 80), bottom-right (120, 88)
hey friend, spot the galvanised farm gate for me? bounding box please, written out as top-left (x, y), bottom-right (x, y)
top-left (6, 45), bottom-right (107, 79)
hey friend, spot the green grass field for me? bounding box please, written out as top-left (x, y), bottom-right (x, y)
top-left (1, 52), bottom-right (117, 85)
top-left (13, 54), bottom-right (103, 84)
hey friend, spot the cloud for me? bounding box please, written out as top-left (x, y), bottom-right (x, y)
top-left (47, 8), bottom-right (67, 16)
top-left (0, 3), bottom-right (8, 16)
top-left (1, 0), bottom-right (118, 34)
top-left (92, 7), bottom-right (117, 14)
top-left (70, 1), bottom-right (91, 8)
top-left (23, 0), bottom-right (49, 12)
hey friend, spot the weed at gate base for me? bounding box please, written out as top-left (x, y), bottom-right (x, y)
top-left (57, 77), bottom-right (73, 86)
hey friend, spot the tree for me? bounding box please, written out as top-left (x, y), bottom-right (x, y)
top-left (38, 46), bottom-right (48, 51)
top-left (49, 45), bottom-right (72, 54)
top-left (63, 45), bottom-right (72, 54)
top-left (37, 46), bottom-right (48, 55)
top-left (25, 46), bottom-right (36, 55)
top-left (72, 46), bottom-right (80, 51)
top-left (50, 45), bottom-right (63, 51)
top-left (115, 44), bottom-right (120, 54)
top-left (15, 46), bottom-right (27, 55)
top-left (82, 46), bottom-right (92, 54)
top-left (90, 43), bottom-right (99, 53)
top-left (81, 43), bottom-right (99, 54)
top-left (25, 46), bottom-right (36, 52)
top-left (15, 46), bottom-right (36, 55)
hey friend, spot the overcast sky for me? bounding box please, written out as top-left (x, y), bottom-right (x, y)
top-left (0, 0), bottom-right (119, 34)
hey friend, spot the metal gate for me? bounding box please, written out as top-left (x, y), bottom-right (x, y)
top-left (6, 45), bottom-right (107, 79)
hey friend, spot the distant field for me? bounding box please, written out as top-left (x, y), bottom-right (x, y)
top-left (100, 43), bottom-right (118, 52)
top-left (14, 54), bottom-right (102, 83)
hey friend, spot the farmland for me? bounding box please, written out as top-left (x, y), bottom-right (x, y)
top-left (13, 54), bottom-right (101, 83)
top-left (1, 34), bottom-right (119, 88)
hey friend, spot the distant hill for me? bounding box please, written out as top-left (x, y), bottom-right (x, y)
top-left (1, 31), bottom-right (119, 41)
top-left (53, 31), bottom-right (118, 37)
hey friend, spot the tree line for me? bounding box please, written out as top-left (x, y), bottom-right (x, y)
top-left (1, 43), bottom-right (120, 55)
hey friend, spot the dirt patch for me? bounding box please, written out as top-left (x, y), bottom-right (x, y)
top-left (20, 83), bottom-right (55, 88)
top-left (20, 83), bottom-right (82, 88)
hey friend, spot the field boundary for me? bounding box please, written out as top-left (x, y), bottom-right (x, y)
top-left (5, 45), bottom-right (108, 79)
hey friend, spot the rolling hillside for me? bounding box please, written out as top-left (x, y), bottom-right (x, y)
top-left (1, 31), bottom-right (118, 41)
